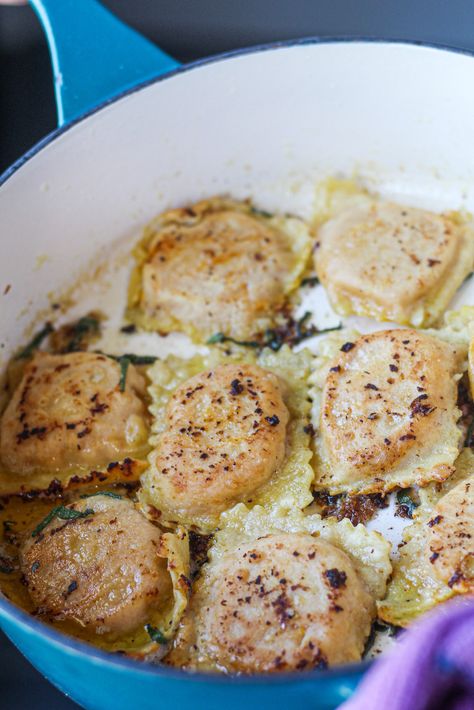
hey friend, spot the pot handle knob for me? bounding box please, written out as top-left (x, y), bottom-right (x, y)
top-left (29, 0), bottom-right (180, 126)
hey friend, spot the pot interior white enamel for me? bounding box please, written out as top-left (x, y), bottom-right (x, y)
top-left (2, 41), bottom-right (474, 360)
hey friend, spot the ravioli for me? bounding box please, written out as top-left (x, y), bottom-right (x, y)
top-left (19, 494), bottom-right (190, 656)
top-left (310, 328), bottom-right (464, 494)
top-left (4, 178), bottom-right (474, 669)
top-left (314, 180), bottom-right (474, 327)
top-left (378, 449), bottom-right (474, 627)
top-left (0, 352), bottom-right (150, 493)
top-left (126, 197), bottom-right (313, 341)
top-left (139, 346), bottom-right (314, 532)
top-left (427, 477), bottom-right (474, 593)
top-left (143, 363), bottom-right (289, 522)
top-left (215, 504), bottom-right (392, 600)
top-left (165, 504), bottom-right (391, 673)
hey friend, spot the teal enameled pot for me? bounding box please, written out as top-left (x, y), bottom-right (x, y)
top-left (3, 2), bottom-right (474, 707)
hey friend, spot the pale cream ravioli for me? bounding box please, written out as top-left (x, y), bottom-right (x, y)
top-left (0, 352), bottom-right (150, 492)
top-left (427, 477), bottom-right (474, 593)
top-left (311, 328), bottom-right (465, 494)
top-left (127, 197), bottom-right (313, 341)
top-left (165, 505), bottom-right (391, 672)
top-left (378, 449), bottom-right (474, 627)
top-left (314, 181), bottom-right (474, 326)
top-left (139, 346), bottom-right (314, 532)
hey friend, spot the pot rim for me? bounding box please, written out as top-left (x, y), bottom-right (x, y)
top-left (1, 35), bottom-right (474, 189)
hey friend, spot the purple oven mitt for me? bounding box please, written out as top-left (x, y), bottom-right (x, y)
top-left (341, 597), bottom-right (474, 710)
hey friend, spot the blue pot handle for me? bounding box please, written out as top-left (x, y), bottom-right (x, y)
top-left (29, 0), bottom-right (181, 126)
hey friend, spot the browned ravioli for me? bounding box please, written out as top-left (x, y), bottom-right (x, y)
top-left (315, 328), bottom-right (463, 493)
top-left (0, 351), bottom-right (149, 476)
top-left (127, 197), bottom-right (312, 341)
top-left (20, 495), bottom-right (172, 635)
top-left (316, 200), bottom-right (474, 326)
top-left (427, 477), bottom-right (474, 593)
top-left (144, 362), bottom-right (289, 521)
top-left (165, 532), bottom-right (375, 673)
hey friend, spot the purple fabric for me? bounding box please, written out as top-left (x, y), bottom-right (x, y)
top-left (342, 597), bottom-right (474, 710)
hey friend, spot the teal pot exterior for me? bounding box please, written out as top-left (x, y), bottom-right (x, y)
top-left (0, 604), bottom-right (364, 709)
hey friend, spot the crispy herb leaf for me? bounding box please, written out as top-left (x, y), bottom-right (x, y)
top-left (206, 332), bottom-right (260, 348)
top-left (118, 356), bottom-right (131, 392)
top-left (145, 624), bottom-right (168, 644)
top-left (32, 506), bottom-right (94, 538)
top-left (117, 354), bottom-right (157, 365)
top-left (395, 489), bottom-right (419, 519)
top-left (292, 312), bottom-right (343, 346)
top-left (96, 352), bottom-right (158, 366)
top-left (364, 620), bottom-right (401, 656)
top-left (15, 322), bottom-right (54, 360)
top-left (249, 206), bottom-right (273, 219)
top-left (265, 316), bottom-right (342, 351)
top-left (65, 316), bottom-right (100, 353)
top-left (208, 318), bottom-right (342, 352)
top-left (93, 352), bottom-right (158, 392)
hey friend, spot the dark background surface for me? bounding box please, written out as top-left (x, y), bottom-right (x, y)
top-left (1, 1), bottom-right (474, 707)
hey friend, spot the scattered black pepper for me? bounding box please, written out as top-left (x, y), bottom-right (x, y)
top-left (265, 415), bottom-right (280, 426)
top-left (448, 571), bottom-right (463, 588)
top-left (300, 276), bottom-right (320, 287)
top-left (120, 324), bottom-right (137, 334)
top-left (324, 568), bottom-right (347, 589)
top-left (65, 580), bottom-right (78, 597)
top-left (230, 379), bottom-right (244, 396)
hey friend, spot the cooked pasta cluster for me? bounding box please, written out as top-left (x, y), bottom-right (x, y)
top-left (1, 187), bottom-right (473, 671)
